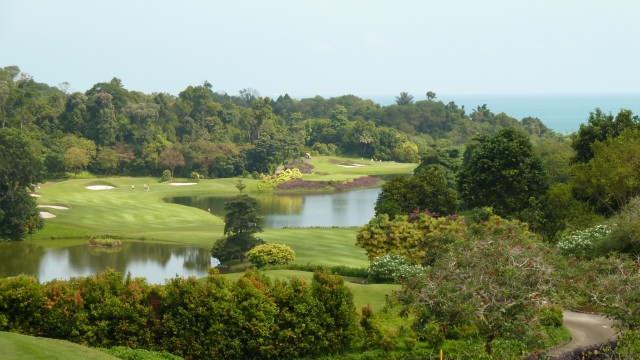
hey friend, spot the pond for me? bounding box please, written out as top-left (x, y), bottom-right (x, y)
top-left (165, 188), bottom-right (381, 228)
top-left (0, 241), bottom-right (218, 284)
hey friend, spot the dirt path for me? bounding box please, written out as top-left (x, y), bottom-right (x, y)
top-left (547, 310), bottom-right (617, 357)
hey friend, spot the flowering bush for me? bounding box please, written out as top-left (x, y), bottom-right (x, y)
top-left (367, 253), bottom-right (424, 283)
top-left (557, 225), bottom-right (611, 259)
top-left (246, 243), bottom-right (296, 267)
top-left (254, 168), bottom-right (303, 191)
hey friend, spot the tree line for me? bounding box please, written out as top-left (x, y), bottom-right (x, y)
top-left (0, 65), bottom-right (559, 180)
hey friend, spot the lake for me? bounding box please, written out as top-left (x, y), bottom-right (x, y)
top-left (0, 241), bottom-right (218, 284)
top-left (165, 188), bottom-right (381, 228)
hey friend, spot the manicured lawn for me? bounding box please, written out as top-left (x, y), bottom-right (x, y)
top-left (221, 269), bottom-right (400, 310)
top-left (0, 331), bottom-right (118, 360)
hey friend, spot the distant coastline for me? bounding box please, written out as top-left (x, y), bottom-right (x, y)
top-left (365, 93), bottom-right (640, 134)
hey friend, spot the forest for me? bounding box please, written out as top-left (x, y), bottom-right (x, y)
top-left (0, 66), bottom-right (558, 179)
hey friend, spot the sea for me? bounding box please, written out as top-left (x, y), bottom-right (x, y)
top-left (366, 93), bottom-right (640, 134)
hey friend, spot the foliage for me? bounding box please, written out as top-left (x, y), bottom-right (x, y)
top-left (88, 237), bottom-right (122, 247)
top-left (608, 196), bottom-right (640, 254)
top-left (356, 212), bottom-right (466, 265)
top-left (556, 225), bottom-right (611, 259)
top-left (374, 168), bottom-right (458, 219)
top-left (159, 170), bottom-right (171, 182)
top-left (100, 346), bottom-right (182, 360)
top-left (366, 253), bottom-right (424, 283)
top-left (572, 128), bottom-right (640, 214)
top-left (211, 195), bottom-right (264, 261)
top-left (0, 268), bottom-right (363, 360)
top-left (397, 217), bottom-right (553, 357)
top-left (245, 243), bottom-right (295, 267)
top-left (617, 331), bottom-right (640, 359)
top-left (254, 168), bottom-right (302, 191)
top-left (0, 128), bottom-right (43, 240)
top-left (458, 128), bottom-right (547, 217)
top-left (571, 108), bottom-right (638, 163)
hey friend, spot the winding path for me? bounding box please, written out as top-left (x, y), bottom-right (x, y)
top-left (547, 310), bottom-right (617, 357)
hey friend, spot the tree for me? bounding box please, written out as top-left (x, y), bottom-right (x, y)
top-left (458, 128), bottom-right (547, 217)
top-left (571, 108), bottom-right (638, 163)
top-left (375, 168), bottom-right (458, 218)
top-left (572, 128), bottom-right (640, 213)
top-left (211, 195), bottom-right (264, 261)
top-left (426, 91), bottom-right (436, 101)
top-left (64, 147), bottom-right (91, 178)
top-left (395, 91), bottom-right (414, 105)
top-left (159, 146), bottom-right (185, 178)
top-left (397, 216), bottom-right (552, 356)
top-left (0, 128), bottom-right (43, 240)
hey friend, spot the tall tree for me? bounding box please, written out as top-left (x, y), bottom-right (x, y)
top-left (458, 128), bottom-right (547, 217)
top-left (211, 195), bottom-right (264, 261)
top-left (159, 146), bottom-right (185, 178)
top-left (0, 128), bottom-right (43, 240)
top-left (395, 91), bottom-right (414, 105)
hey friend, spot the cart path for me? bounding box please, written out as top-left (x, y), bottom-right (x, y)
top-left (548, 310), bottom-right (617, 357)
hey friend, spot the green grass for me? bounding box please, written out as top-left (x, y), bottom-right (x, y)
top-left (221, 269), bottom-right (400, 311)
top-left (0, 331), bottom-right (118, 360)
top-left (303, 156), bottom-right (416, 181)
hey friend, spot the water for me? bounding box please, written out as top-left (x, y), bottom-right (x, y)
top-left (0, 241), bottom-right (218, 284)
top-left (166, 188), bottom-right (380, 228)
top-left (367, 93), bottom-right (640, 134)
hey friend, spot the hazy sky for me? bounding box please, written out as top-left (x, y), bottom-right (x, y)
top-left (2, 0), bottom-right (639, 99)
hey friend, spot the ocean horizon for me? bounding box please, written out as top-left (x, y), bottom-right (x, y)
top-left (364, 93), bottom-right (640, 134)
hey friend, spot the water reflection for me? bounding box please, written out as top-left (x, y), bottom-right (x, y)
top-left (166, 188), bottom-right (380, 228)
top-left (0, 241), bottom-right (218, 284)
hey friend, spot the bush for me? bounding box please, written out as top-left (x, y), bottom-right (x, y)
top-left (159, 170), bottom-right (171, 182)
top-left (539, 306), bottom-right (563, 327)
top-left (245, 243), bottom-right (296, 267)
top-left (557, 225), bottom-right (611, 259)
top-left (367, 253), bottom-right (424, 283)
top-left (608, 196), bottom-right (640, 254)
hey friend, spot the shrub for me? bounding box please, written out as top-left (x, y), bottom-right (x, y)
top-left (189, 171), bottom-right (201, 180)
top-left (246, 243), bottom-right (295, 267)
top-left (159, 170), bottom-right (171, 182)
top-left (557, 225), bottom-right (611, 259)
top-left (538, 306), bottom-right (563, 327)
top-left (367, 253), bottom-right (424, 283)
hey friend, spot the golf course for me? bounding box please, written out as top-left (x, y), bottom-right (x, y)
top-left (23, 155), bottom-right (417, 296)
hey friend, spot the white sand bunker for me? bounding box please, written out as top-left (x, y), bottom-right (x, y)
top-left (169, 182), bottom-right (197, 186)
top-left (30, 193), bottom-right (42, 197)
top-left (37, 205), bottom-right (69, 210)
top-left (86, 185), bottom-right (115, 190)
top-left (337, 164), bottom-right (368, 168)
top-left (39, 211), bottom-right (56, 219)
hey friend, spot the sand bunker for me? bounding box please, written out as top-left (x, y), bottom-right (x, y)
top-left (86, 185), bottom-right (115, 190)
top-left (39, 211), bottom-right (56, 219)
top-left (37, 205), bottom-right (69, 210)
top-left (169, 182), bottom-right (197, 186)
top-left (337, 164), bottom-right (368, 168)
top-left (30, 193), bottom-right (42, 197)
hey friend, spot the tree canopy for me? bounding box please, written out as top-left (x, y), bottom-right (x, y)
top-left (0, 127), bottom-right (43, 240)
top-left (458, 128), bottom-right (547, 217)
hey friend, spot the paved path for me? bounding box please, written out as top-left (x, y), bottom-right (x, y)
top-left (547, 310), bottom-right (617, 357)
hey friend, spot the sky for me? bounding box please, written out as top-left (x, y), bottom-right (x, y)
top-left (2, 0), bottom-right (640, 99)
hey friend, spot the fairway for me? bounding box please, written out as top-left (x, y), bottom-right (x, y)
top-left (27, 157), bottom-right (415, 267)
top-left (0, 332), bottom-right (118, 360)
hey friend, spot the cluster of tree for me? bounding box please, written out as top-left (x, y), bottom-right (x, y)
top-left (0, 66), bottom-right (560, 182)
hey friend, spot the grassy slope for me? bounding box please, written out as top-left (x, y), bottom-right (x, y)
top-left (0, 331), bottom-right (118, 360)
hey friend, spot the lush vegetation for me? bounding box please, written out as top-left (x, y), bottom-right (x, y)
top-left (3, 64), bottom-right (640, 358)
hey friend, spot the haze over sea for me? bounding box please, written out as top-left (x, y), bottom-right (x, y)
top-left (367, 93), bottom-right (640, 134)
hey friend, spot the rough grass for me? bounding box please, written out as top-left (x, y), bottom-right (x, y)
top-left (0, 331), bottom-right (118, 360)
